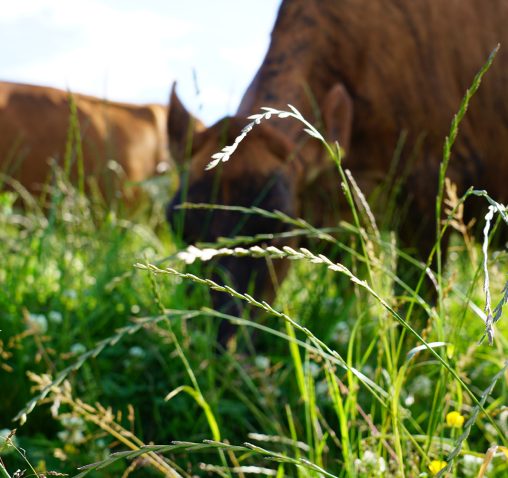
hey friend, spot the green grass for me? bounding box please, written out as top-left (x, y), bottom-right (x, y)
top-left (1, 52), bottom-right (508, 477)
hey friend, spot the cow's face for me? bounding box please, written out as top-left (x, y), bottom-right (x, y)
top-left (167, 115), bottom-right (301, 243)
top-left (167, 88), bottom-right (303, 345)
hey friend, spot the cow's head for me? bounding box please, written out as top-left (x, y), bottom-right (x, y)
top-left (166, 83), bottom-right (353, 347)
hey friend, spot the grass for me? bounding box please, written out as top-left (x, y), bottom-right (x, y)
top-left (1, 54), bottom-right (508, 477)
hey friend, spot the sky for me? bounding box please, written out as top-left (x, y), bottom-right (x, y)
top-left (0, 0), bottom-right (282, 125)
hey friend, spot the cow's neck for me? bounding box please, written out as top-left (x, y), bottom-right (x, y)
top-left (237, 2), bottom-right (348, 143)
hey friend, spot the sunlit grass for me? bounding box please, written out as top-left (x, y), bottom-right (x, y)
top-left (1, 50), bottom-right (507, 478)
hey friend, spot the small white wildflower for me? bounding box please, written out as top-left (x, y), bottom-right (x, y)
top-left (306, 362), bottom-right (321, 378)
top-left (254, 356), bottom-right (270, 370)
top-left (498, 409), bottom-right (508, 435)
top-left (315, 380), bottom-right (329, 399)
top-left (484, 422), bottom-right (498, 437)
top-left (107, 159), bottom-right (125, 174)
top-left (62, 212), bottom-right (75, 223)
top-left (61, 416), bottom-right (84, 428)
top-left (63, 289), bottom-right (78, 300)
top-left (449, 251), bottom-right (459, 262)
top-left (45, 261), bottom-right (62, 281)
top-left (48, 311), bottom-right (63, 324)
top-left (354, 450), bottom-right (386, 476)
top-left (85, 275), bottom-right (96, 286)
top-left (28, 313), bottom-right (48, 333)
top-left (131, 304), bottom-right (141, 314)
top-left (58, 429), bottom-right (85, 445)
top-left (156, 161), bottom-right (170, 173)
top-left (405, 394), bottom-right (415, 406)
top-left (331, 321), bottom-right (351, 345)
top-left (461, 454), bottom-right (485, 477)
top-left (363, 450), bottom-right (378, 466)
top-left (128, 346), bottom-right (145, 359)
top-left (410, 375), bottom-right (433, 397)
top-left (70, 343), bottom-right (86, 355)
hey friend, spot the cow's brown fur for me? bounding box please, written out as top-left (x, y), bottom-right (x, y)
top-left (0, 81), bottom-right (172, 199)
top-left (167, 0), bottom-right (508, 346)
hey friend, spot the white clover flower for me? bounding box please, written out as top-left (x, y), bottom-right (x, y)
top-left (404, 394), bottom-right (415, 406)
top-left (63, 289), bottom-right (78, 300)
top-left (28, 313), bottom-right (48, 333)
top-left (484, 423), bottom-right (498, 437)
top-left (354, 449), bottom-right (386, 476)
top-left (315, 380), bottom-right (329, 399)
top-left (58, 429), bottom-right (85, 445)
top-left (128, 346), bottom-right (145, 359)
top-left (73, 257), bottom-right (85, 273)
top-left (45, 261), bottom-right (62, 281)
top-left (461, 454), bottom-right (485, 477)
top-left (61, 416), bottom-right (84, 428)
top-left (306, 362), bottom-right (321, 378)
top-left (254, 356), bottom-right (270, 370)
top-left (499, 409), bottom-right (508, 435)
top-left (70, 343), bottom-right (86, 355)
top-left (363, 450), bottom-right (378, 466)
top-left (85, 275), bottom-right (96, 286)
top-left (410, 375), bottom-right (433, 397)
top-left (331, 321), bottom-right (351, 345)
top-left (58, 416), bottom-right (86, 445)
top-left (48, 311), bottom-right (63, 324)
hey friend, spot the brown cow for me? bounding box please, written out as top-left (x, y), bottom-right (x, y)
top-left (167, 0), bottom-right (508, 346)
top-left (0, 81), bottom-right (171, 201)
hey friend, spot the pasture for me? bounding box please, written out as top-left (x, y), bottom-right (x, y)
top-left (1, 2), bottom-right (508, 477)
top-left (0, 75), bottom-right (507, 478)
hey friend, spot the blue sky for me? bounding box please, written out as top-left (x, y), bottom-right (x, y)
top-left (1, 0), bottom-right (282, 125)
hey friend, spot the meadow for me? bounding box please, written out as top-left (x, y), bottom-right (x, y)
top-left (1, 62), bottom-right (507, 477)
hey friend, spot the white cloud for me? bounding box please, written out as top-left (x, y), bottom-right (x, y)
top-left (1, 0), bottom-right (281, 125)
top-left (0, 0), bottom-right (51, 21)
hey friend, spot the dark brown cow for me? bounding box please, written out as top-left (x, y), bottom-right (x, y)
top-left (0, 81), bottom-right (171, 200)
top-left (167, 0), bottom-right (508, 345)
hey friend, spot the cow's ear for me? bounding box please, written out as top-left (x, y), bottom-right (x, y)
top-left (167, 83), bottom-right (204, 164)
top-left (322, 83), bottom-right (353, 157)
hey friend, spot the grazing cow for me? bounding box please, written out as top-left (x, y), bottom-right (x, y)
top-left (0, 81), bottom-right (171, 200)
top-left (167, 0), bottom-right (508, 346)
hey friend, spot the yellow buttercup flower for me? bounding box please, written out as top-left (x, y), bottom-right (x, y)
top-left (428, 460), bottom-right (447, 475)
top-left (446, 410), bottom-right (465, 428)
